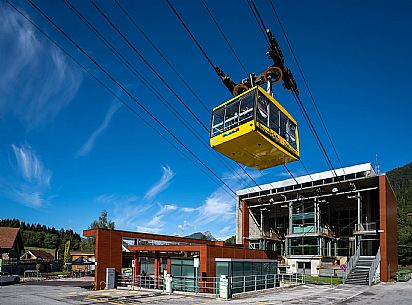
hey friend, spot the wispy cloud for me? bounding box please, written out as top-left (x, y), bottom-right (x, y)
top-left (178, 169), bottom-right (255, 234)
top-left (144, 166), bottom-right (175, 200)
top-left (0, 5), bottom-right (82, 127)
top-left (177, 220), bottom-right (196, 235)
top-left (97, 194), bottom-right (152, 230)
top-left (1, 144), bottom-right (52, 208)
top-left (136, 204), bottom-right (178, 234)
top-left (77, 101), bottom-right (121, 157)
top-left (11, 144), bottom-right (51, 187)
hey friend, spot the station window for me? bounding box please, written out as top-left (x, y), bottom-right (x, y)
top-left (288, 237), bottom-right (320, 255)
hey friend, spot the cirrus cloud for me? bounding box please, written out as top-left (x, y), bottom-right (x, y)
top-left (0, 4), bottom-right (82, 127)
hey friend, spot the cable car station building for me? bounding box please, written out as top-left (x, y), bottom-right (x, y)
top-left (84, 229), bottom-right (276, 290)
top-left (236, 163), bottom-right (397, 283)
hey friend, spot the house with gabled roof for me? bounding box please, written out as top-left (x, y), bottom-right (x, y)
top-left (0, 227), bottom-right (25, 263)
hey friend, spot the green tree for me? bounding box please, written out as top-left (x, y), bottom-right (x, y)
top-left (44, 233), bottom-right (58, 249)
top-left (80, 210), bottom-right (115, 251)
top-left (89, 210), bottom-right (115, 230)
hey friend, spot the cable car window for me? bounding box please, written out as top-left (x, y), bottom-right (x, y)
top-left (280, 112), bottom-right (288, 139)
top-left (224, 99), bottom-right (240, 131)
top-left (269, 102), bottom-right (280, 134)
top-left (257, 95), bottom-right (270, 127)
top-left (238, 91), bottom-right (255, 124)
top-left (211, 107), bottom-right (224, 137)
top-left (287, 121), bottom-right (297, 149)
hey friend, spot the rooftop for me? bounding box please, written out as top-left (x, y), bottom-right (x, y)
top-left (237, 163), bottom-right (376, 196)
top-left (0, 227), bottom-right (20, 249)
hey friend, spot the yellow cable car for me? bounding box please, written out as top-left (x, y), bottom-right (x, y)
top-left (210, 86), bottom-right (299, 170)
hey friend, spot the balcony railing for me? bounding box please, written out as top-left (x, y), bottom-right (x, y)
top-left (353, 222), bottom-right (377, 234)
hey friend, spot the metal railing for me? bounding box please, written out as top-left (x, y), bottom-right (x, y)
top-left (354, 222), bottom-right (377, 233)
top-left (231, 273), bottom-right (304, 294)
top-left (343, 245), bottom-right (360, 283)
top-left (117, 274), bottom-right (165, 290)
top-left (115, 272), bottom-right (343, 297)
top-left (368, 247), bottom-right (380, 286)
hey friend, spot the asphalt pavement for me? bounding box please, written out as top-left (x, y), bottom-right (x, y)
top-left (1, 279), bottom-right (411, 305)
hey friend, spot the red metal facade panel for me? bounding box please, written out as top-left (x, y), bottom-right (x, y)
top-left (86, 228), bottom-right (277, 290)
top-left (84, 229), bottom-right (219, 246)
top-left (93, 230), bottom-right (123, 290)
top-left (379, 175), bottom-right (398, 281)
top-left (241, 200), bottom-right (250, 247)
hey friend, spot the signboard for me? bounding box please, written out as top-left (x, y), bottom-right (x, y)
top-left (131, 260), bottom-right (135, 268)
top-left (194, 257), bottom-right (200, 268)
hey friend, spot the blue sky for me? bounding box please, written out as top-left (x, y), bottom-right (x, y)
top-left (1, 0), bottom-right (411, 240)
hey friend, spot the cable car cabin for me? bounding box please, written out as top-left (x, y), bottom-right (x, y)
top-left (210, 86), bottom-right (299, 170)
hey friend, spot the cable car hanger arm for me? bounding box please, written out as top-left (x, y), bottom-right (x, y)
top-left (214, 28), bottom-right (299, 97)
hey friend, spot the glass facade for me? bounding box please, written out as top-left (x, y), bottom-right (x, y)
top-left (288, 237), bottom-right (320, 255)
top-left (215, 260), bottom-right (277, 293)
top-left (291, 203), bottom-right (316, 234)
top-left (170, 259), bottom-right (195, 292)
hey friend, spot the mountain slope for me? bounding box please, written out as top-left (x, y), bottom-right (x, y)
top-left (387, 162), bottom-right (412, 266)
top-left (185, 231), bottom-right (216, 241)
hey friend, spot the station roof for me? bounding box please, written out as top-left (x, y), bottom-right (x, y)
top-left (237, 163), bottom-right (376, 196)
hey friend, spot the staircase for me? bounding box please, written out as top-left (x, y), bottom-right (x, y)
top-left (344, 256), bottom-right (375, 285)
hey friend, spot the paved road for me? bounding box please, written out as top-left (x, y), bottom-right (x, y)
top-left (1, 280), bottom-right (411, 304)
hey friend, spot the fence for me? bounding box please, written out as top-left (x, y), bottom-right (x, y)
top-left (117, 274), bottom-right (165, 290)
top-left (116, 273), bottom-right (316, 297)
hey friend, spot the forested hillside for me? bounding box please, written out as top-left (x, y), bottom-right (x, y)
top-left (0, 218), bottom-right (81, 253)
top-left (387, 162), bottom-right (412, 266)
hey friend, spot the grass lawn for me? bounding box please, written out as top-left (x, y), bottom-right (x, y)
top-left (398, 265), bottom-right (412, 272)
top-left (25, 247), bottom-right (55, 254)
top-left (305, 275), bottom-right (342, 285)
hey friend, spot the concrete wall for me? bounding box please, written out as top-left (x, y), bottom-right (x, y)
top-left (286, 257), bottom-right (321, 276)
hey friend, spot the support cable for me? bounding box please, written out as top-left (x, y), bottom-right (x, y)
top-left (64, 0), bottom-right (253, 188)
top-left (268, 0), bottom-right (346, 174)
top-left (90, 0), bottom-right (209, 132)
top-left (98, 0), bottom-right (260, 190)
top-left (113, 0), bottom-right (210, 113)
top-left (202, 0), bottom-right (313, 185)
top-left (165, 0), bottom-right (265, 192)
top-left (248, 0), bottom-right (342, 182)
top-left (201, 0), bottom-right (248, 75)
top-left (91, 0), bottom-right (263, 189)
top-left (25, 0), bottom-right (237, 197)
top-left (5, 0), bottom-right (228, 195)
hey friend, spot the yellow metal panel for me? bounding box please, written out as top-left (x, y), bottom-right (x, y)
top-left (210, 122), bottom-right (255, 147)
top-left (210, 85), bottom-right (300, 170)
top-left (211, 129), bottom-right (298, 170)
